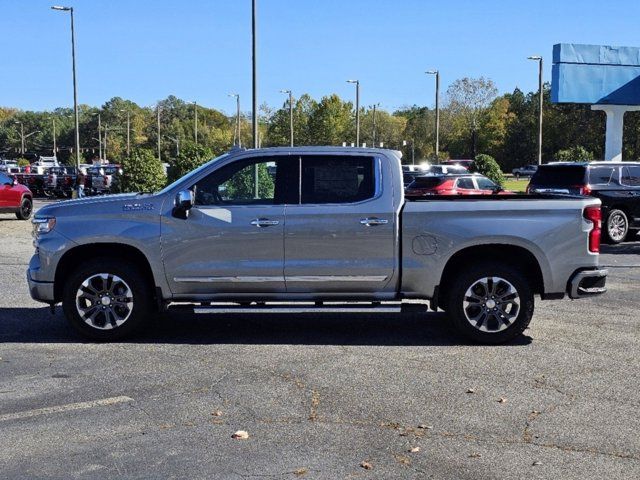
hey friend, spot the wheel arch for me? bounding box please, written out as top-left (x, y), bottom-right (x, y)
top-left (54, 243), bottom-right (157, 305)
top-left (437, 244), bottom-right (544, 308)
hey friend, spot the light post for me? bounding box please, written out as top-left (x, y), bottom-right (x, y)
top-left (51, 117), bottom-right (57, 156)
top-left (14, 121), bottom-right (25, 155)
top-left (252, 0), bottom-right (258, 148)
top-left (119, 109), bottom-right (131, 157)
top-left (371, 103), bottom-right (380, 147)
top-left (403, 139), bottom-right (415, 165)
top-left (279, 89), bottom-right (293, 146)
top-left (347, 80), bottom-right (360, 146)
top-left (92, 112), bottom-right (102, 160)
top-left (193, 101), bottom-right (198, 144)
top-left (426, 70), bottom-right (440, 158)
top-left (166, 136), bottom-right (180, 157)
top-left (156, 104), bottom-right (161, 162)
top-left (229, 94), bottom-right (241, 147)
top-left (528, 55), bottom-right (543, 165)
top-left (51, 5), bottom-right (80, 169)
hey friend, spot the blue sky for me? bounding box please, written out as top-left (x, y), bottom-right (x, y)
top-left (2, 0), bottom-right (640, 115)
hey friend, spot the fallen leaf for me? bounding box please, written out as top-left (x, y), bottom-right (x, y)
top-left (232, 430), bottom-right (249, 440)
top-left (469, 452), bottom-right (482, 458)
top-left (409, 447), bottom-right (420, 453)
top-left (467, 388), bottom-right (476, 394)
top-left (211, 410), bottom-right (223, 417)
top-left (498, 398), bottom-right (507, 403)
top-left (293, 467), bottom-right (308, 476)
top-left (360, 461), bottom-right (373, 470)
top-left (532, 461), bottom-right (542, 466)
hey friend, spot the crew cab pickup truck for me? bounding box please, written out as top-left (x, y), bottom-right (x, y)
top-left (27, 147), bottom-right (608, 343)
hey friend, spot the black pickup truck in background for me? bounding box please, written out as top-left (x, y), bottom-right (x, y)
top-left (527, 162), bottom-right (640, 244)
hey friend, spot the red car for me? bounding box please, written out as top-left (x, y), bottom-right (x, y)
top-left (0, 172), bottom-right (33, 220)
top-left (405, 174), bottom-right (512, 197)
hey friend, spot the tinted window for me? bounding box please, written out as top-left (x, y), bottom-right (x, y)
top-left (588, 167), bottom-right (615, 185)
top-left (456, 177), bottom-right (475, 189)
top-left (194, 156), bottom-right (298, 206)
top-left (621, 166), bottom-right (640, 187)
top-left (475, 177), bottom-right (497, 190)
top-left (530, 165), bottom-right (587, 186)
top-left (301, 156), bottom-right (375, 204)
top-left (409, 177), bottom-right (444, 189)
top-left (0, 173), bottom-right (11, 185)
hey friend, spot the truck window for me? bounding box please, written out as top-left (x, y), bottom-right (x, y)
top-left (300, 156), bottom-right (375, 204)
top-left (588, 167), bottom-right (615, 185)
top-left (193, 156), bottom-right (298, 206)
top-left (621, 166), bottom-right (640, 187)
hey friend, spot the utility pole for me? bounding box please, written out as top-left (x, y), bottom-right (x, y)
top-left (252, 0), bottom-right (258, 149)
top-left (347, 79), bottom-right (360, 146)
top-left (528, 55), bottom-right (544, 165)
top-left (193, 101), bottom-right (198, 144)
top-left (157, 104), bottom-right (161, 162)
top-left (426, 70), bottom-right (440, 158)
top-left (126, 110), bottom-right (130, 157)
top-left (229, 94), bottom-right (241, 147)
top-left (372, 104), bottom-right (379, 147)
top-left (280, 90), bottom-right (293, 146)
top-left (97, 113), bottom-right (102, 159)
top-left (52, 117), bottom-right (57, 156)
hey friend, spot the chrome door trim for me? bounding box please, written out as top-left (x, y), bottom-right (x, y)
top-left (174, 276), bottom-right (284, 283)
top-left (285, 275), bottom-right (388, 282)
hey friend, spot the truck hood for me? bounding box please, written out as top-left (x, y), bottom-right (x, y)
top-left (36, 192), bottom-right (164, 218)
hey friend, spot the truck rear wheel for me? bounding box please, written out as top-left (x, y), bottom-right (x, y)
top-left (62, 258), bottom-right (152, 341)
top-left (445, 262), bottom-right (534, 344)
top-left (604, 209), bottom-right (628, 244)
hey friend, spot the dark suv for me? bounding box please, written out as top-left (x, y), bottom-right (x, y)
top-left (527, 162), bottom-right (640, 243)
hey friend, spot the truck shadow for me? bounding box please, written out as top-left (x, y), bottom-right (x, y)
top-left (601, 242), bottom-right (640, 255)
top-left (0, 307), bottom-right (532, 347)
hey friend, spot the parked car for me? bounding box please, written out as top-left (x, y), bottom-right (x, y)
top-left (88, 164), bottom-right (121, 194)
top-left (44, 166), bottom-right (77, 198)
top-left (424, 164), bottom-right (468, 175)
top-left (527, 162), bottom-right (640, 243)
top-left (28, 147), bottom-right (607, 344)
top-left (0, 159), bottom-right (18, 172)
top-left (443, 159), bottom-right (474, 170)
top-left (405, 174), bottom-right (511, 197)
top-left (0, 172), bottom-right (33, 220)
top-left (512, 164), bottom-right (538, 179)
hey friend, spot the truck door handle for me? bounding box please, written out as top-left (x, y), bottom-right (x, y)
top-left (360, 217), bottom-right (388, 226)
top-left (250, 218), bottom-right (280, 227)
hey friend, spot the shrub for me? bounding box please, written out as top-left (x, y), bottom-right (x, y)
top-left (119, 148), bottom-right (167, 193)
top-left (169, 142), bottom-right (213, 183)
top-left (16, 158), bottom-right (30, 167)
top-left (554, 146), bottom-right (594, 162)
top-left (473, 154), bottom-right (505, 186)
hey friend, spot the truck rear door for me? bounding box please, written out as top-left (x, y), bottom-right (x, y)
top-left (283, 154), bottom-right (396, 294)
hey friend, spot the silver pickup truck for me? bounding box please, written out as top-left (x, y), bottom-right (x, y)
top-left (27, 147), bottom-right (607, 343)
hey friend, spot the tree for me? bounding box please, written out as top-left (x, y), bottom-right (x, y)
top-left (446, 77), bottom-right (498, 158)
top-left (554, 145), bottom-right (594, 162)
top-left (120, 148), bottom-right (167, 193)
top-left (225, 163), bottom-right (274, 200)
top-left (307, 94), bottom-right (352, 145)
top-left (473, 154), bottom-right (505, 186)
top-left (169, 142), bottom-right (213, 182)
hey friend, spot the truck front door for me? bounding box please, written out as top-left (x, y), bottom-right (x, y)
top-left (283, 154), bottom-right (397, 295)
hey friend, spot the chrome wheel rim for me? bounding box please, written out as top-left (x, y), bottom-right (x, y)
top-left (462, 276), bottom-right (520, 333)
top-left (608, 213), bottom-right (627, 242)
top-left (75, 273), bottom-right (134, 330)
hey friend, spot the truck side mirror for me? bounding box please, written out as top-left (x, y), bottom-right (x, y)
top-left (173, 189), bottom-right (194, 219)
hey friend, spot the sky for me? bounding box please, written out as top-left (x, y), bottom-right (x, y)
top-left (2, 0), bottom-right (640, 116)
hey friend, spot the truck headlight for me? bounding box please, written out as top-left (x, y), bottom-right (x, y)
top-left (32, 217), bottom-right (56, 236)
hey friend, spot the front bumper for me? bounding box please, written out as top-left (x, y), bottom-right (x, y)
top-left (568, 268), bottom-right (608, 299)
top-left (27, 270), bottom-right (55, 303)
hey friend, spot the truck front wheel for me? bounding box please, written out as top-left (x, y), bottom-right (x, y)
top-left (445, 262), bottom-right (534, 344)
top-left (62, 258), bottom-right (152, 341)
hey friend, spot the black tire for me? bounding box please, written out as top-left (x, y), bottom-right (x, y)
top-left (62, 258), bottom-right (152, 341)
top-left (445, 262), bottom-right (534, 344)
top-left (15, 196), bottom-right (32, 220)
top-left (604, 209), bottom-right (629, 244)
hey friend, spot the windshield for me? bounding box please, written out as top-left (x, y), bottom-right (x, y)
top-left (530, 165), bottom-right (586, 186)
top-left (156, 152), bottom-right (231, 195)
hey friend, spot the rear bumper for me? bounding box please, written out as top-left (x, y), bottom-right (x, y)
top-left (567, 268), bottom-right (608, 299)
top-left (27, 270), bottom-right (55, 304)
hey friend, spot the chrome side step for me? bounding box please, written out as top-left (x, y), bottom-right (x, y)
top-left (168, 302), bottom-right (428, 315)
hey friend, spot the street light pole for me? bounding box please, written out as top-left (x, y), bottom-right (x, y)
top-left (51, 6), bottom-right (80, 169)
top-left (252, 0), bottom-right (258, 149)
top-left (126, 110), bottom-right (130, 157)
top-left (193, 101), bottom-right (198, 144)
top-left (97, 113), bottom-right (102, 159)
top-left (528, 55), bottom-right (543, 165)
top-left (228, 94), bottom-right (241, 147)
top-left (347, 80), bottom-right (360, 146)
top-left (52, 117), bottom-right (57, 156)
top-left (426, 70), bottom-right (440, 158)
top-left (15, 121), bottom-right (25, 155)
top-left (280, 90), bottom-right (293, 146)
top-left (372, 103), bottom-right (379, 147)
top-left (157, 104), bottom-right (161, 162)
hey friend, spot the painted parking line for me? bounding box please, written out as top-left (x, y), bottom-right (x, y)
top-left (0, 396), bottom-right (134, 422)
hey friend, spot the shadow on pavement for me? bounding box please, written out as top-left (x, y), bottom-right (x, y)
top-left (0, 307), bottom-right (532, 347)
top-left (601, 242), bottom-right (640, 255)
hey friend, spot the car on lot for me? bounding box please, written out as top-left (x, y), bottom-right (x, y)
top-left (0, 172), bottom-right (33, 220)
top-left (88, 164), bottom-right (121, 194)
top-left (443, 159), bottom-right (474, 170)
top-left (405, 173), bottom-right (511, 197)
top-left (527, 162), bottom-right (640, 244)
top-left (0, 159), bottom-right (18, 172)
top-left (512, 164), bottom-right (538, 179)
top-left (28, 147), bottom-right (607, 345)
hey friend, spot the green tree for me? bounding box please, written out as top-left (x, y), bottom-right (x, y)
top-left (554, 145), bottom-right (594, 162)
top-left (169, 142), bottom-right (213, 182)
top-left (120, 148), bottom-right (167, 193)
top-left (307, 94), bottom-right (353, 145)
top-left (473, 154), bottom-right (505, 186)
top-left (225, 163), bottom-right (274, 200)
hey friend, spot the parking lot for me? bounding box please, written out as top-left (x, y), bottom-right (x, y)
top-left (0, 200), bottom-right (638, 479)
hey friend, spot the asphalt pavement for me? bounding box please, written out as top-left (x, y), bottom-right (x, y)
top-left (0, 200), bottom-right (638, 479)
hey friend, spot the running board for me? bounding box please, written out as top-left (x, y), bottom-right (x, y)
top-left (169, 302), bottom-right (428, 315)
